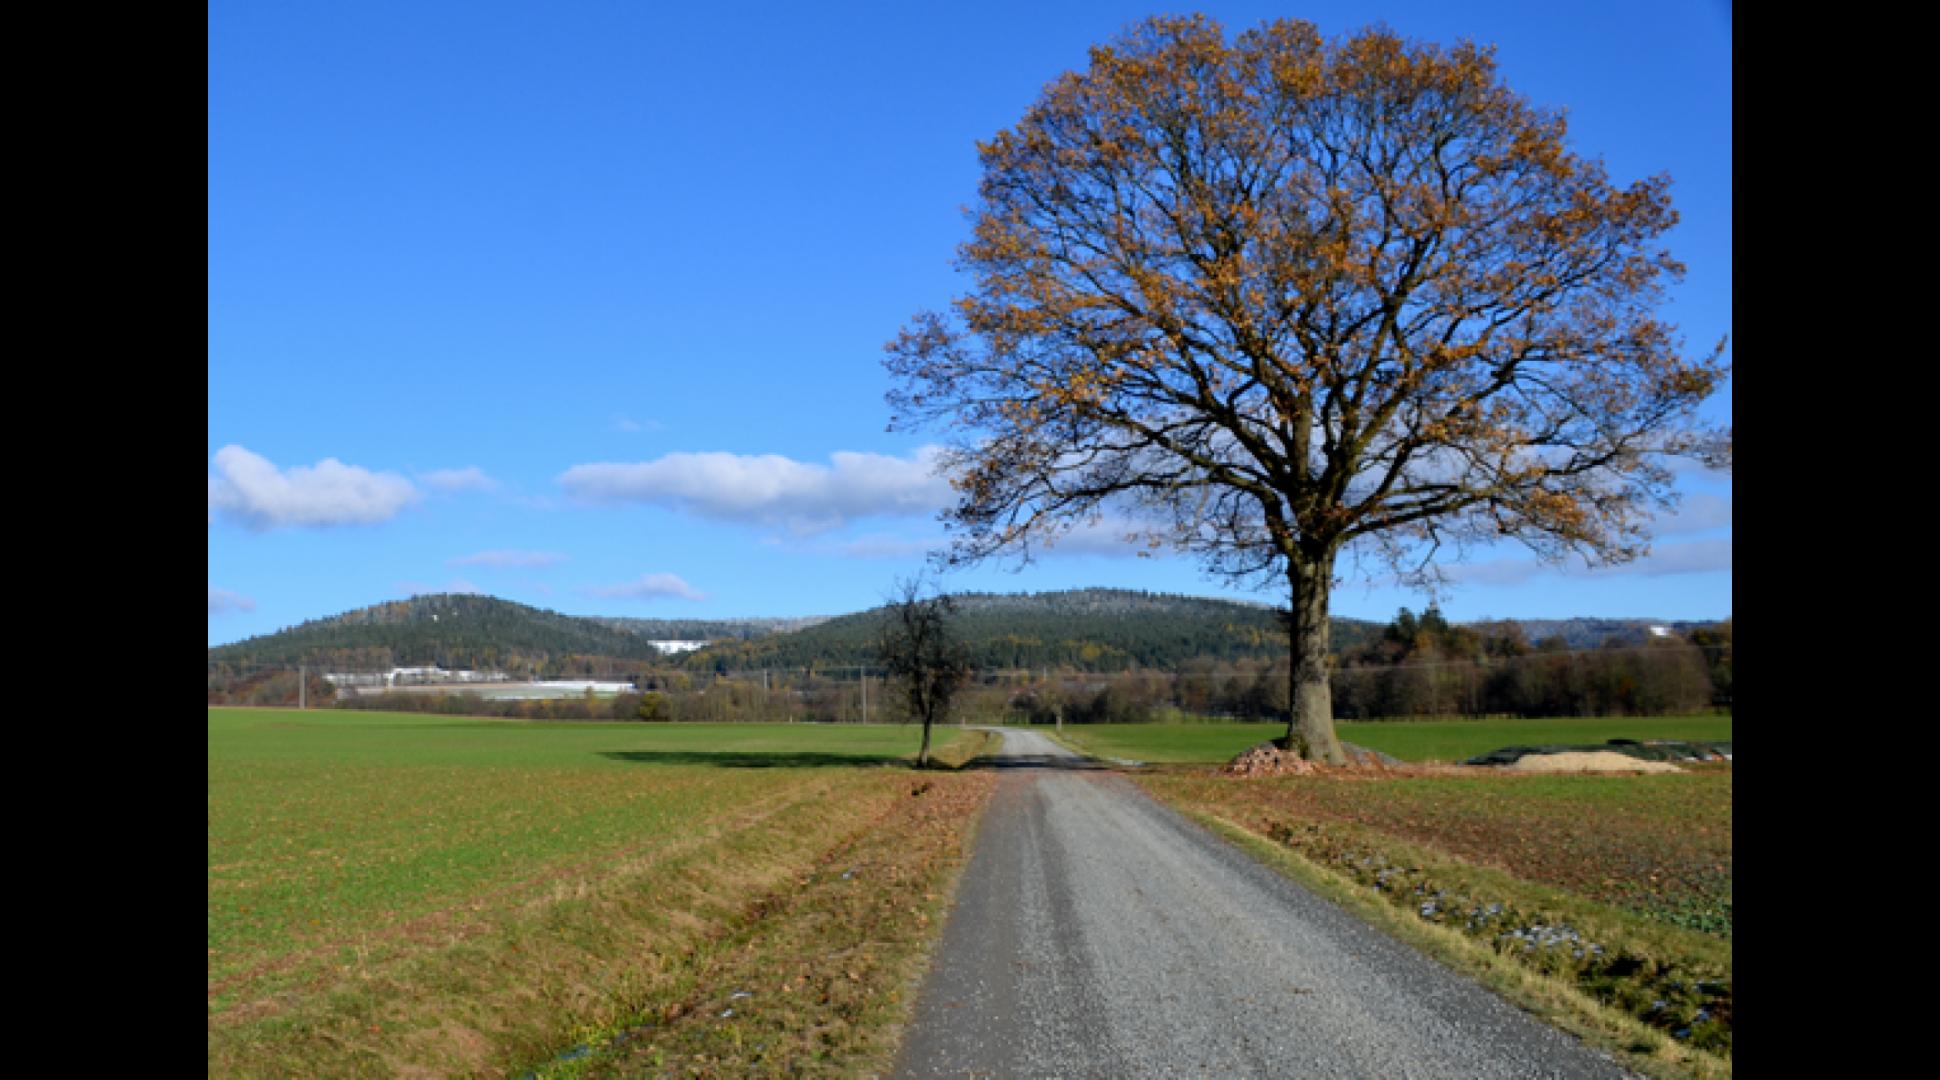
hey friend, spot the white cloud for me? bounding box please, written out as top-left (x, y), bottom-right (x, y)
top-left (1650, 493), bottom-right (1732, 536)
top-left (419, 467), bottom-right (498, 493)
top-left (1622, 538), bottom-right (1734, 576)
top-left (449, 549), bottom-right (568, 569)
top-left (1445, 539), bottom-right (1733, 586)
top-left (831, 513), bottom-right (1175, 562)
top-left (558, 447), bottom-right (951, 534)
top-left (208, 445), bottom-right (419, 529)
top-left (208, 586), bottom-right (256, 614)
top-left (1039, 516), bottom-right (1173, 558)
top-left (587, 573), bottom-right (707, 602)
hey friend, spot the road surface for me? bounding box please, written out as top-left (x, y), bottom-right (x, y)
top-left (891, 727), bottom-right (1633, 1078)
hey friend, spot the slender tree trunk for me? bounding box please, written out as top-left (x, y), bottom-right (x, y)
top-left (1285, 552), bottom-right (1347, 764)
top-left (918, 713), bottom-right (933, 768)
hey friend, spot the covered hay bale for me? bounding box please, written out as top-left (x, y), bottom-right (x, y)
top-left (1502, 750), bottom-right (1683, 774)
top-left (1464, 739), bottom-right (1730, 767)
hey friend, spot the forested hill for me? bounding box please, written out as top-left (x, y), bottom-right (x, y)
top-left (207, 594), bottom-right (670, 671)
top-left (1505, 618), bottom-right (1724, 650)
top-left (586, 615), bottom-right (831, 640)
top-left (680, 588), bottom-right (1384, 673)
top-left (208, 589), bottom-right (1389, 674)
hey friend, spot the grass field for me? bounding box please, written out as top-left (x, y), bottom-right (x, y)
top-left (211, 708), bottom-right (1733, 1075)
top-left (208, 708), bottom-right (991, 1077)
top-left (1146, 769), bottom-right (1733, 937)
top-left (1051, 715), bottom-right (1732, 764)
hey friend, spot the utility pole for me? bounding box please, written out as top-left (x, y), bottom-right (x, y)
top-left (861, 666), bottom-right (868, 724)
top-left (298, 663), bottom-right (306, 710)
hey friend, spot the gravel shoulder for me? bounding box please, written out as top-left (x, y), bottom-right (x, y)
top-left (892, 727), bottom-right (1636, 1078)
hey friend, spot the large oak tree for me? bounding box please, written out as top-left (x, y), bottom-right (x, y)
top-left (885, 16), bottom-right (1727, 762)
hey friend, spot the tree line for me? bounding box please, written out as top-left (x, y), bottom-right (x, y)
top-left (1327, 608), bottom-right (1729, 719)
top-left (981, 612), bottom-right (1729, 723)
top-left (209, 608), bottom-right (1729, 721)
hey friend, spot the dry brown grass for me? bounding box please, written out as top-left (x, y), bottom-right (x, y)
top-left (208, 759), bottom-right (998, 1078)
top-left (560, 767), bottom-right (997, 1078)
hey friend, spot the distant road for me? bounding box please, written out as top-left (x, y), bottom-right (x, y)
top-left (892, 727), bottom-right (1634, 1079)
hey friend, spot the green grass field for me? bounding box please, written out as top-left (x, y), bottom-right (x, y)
top-left (208, 708), bottom-right (986, 1077)
top-left (1051, 715), bottom-right (1732, 764)
top-left (210, 708), bottom-right (1733, 1076)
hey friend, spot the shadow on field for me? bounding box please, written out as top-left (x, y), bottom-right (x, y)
top-left (597, 750), bottom-right (908, 769)
top-left (959, 753), bottom-right (1113, 771)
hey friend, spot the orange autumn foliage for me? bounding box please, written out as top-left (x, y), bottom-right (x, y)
top-left (885, 15), bottom-right (1726, 759)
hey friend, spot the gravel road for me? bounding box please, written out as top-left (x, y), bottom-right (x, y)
top-left (891, 727), bottom-right (1635, 1079)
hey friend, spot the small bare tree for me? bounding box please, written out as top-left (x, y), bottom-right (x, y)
top-left (878, 578), bottom-right (971, 768)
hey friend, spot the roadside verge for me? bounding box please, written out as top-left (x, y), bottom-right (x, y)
top-left (1174, 808), bottom-right (1731, 1080)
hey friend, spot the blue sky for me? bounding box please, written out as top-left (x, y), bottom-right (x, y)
top-left (208, 0), bottom-right (1732, 646)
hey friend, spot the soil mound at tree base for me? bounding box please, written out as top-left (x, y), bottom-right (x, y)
top-left (1222, 741), bottom-right (1399, 777)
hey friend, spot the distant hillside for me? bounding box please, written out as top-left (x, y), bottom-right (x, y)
top-left (588, 615), bottom-right (833, 641)
top-left (213, 589), bottom-right (1687, 677)
top-left (680, 588), bottom-right (1384, 673)
top-left (207, 594), bottom-right (668, 671)
top-left (1506, 617), bottom-right (1725, 650)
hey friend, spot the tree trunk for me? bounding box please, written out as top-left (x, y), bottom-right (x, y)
top-left (918, 714), bottom-right (933, 768)
top-left (1284, 553), bottom-right (1347, 764)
